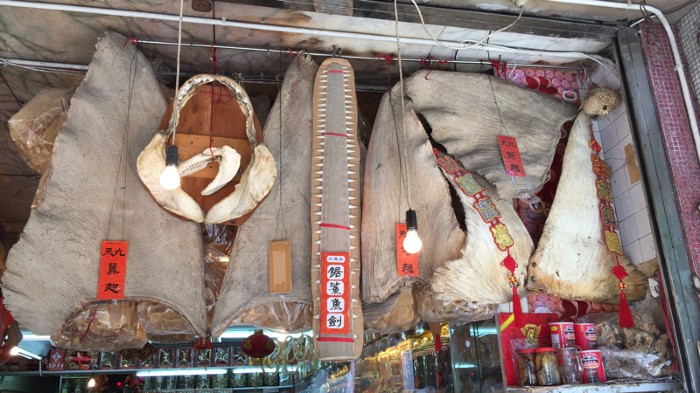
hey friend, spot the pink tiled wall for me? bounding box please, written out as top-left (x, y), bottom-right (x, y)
top-left (639, 22), bottom-right (700, 276)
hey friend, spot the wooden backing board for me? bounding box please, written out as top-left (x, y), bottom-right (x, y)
top-left (310, 58), bottom-right (364, 360)
top-left (157, 85), bottom-right (263, 219)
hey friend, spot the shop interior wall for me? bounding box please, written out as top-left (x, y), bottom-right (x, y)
top-left (591, 68), bottom-right (658, 269)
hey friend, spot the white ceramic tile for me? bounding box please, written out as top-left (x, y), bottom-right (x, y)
top-left (591, 120), bottom-right (600, 132)
top-left (611, 165), bottom-right (630, 198)
top-left (640, 234), bottom-right (658, 262)
top-left (596, 115), bottom-right (611, 132)
top-left (629, 183), bottom-right (647, 213)
top-left (634, 208), bottom-right (653, 238)
top-left (614, 113), bottom-right (631, 142)
top-left (613, 190), bottom-right (633, 221)
top-left (609, 101), bottom-right (627, 121)
top-left (601, 123), bottom-right (619, 153)
top-left (603, 72), bottom-right (621, 90)
top-left (619, 216), bottom-right (638, 246)
top-left (623, 240), bottom-right (643, 265)
top-left (605, 141), bottom-right (626, 173)
top-left (590, 66), bottom-right (607, 84)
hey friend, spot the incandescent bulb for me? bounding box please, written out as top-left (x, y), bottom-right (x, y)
top-left (159, 165), bottom-right (181, 190)
top-left (9, 346), bottom-right (19, 356)
top-left (87, 378), bottom-right (96, 388)
top-left (403, 229), bottom-right (422, 254)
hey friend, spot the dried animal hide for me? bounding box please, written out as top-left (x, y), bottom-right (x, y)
top-left (2, 32), bottom-right (207, 345)
top-left (404, 70), bottom-right (578, 199)
top-left (362, 90), bottom-right (465, 305)
top-left (527, 112), bottom-right (647, 302)
top-left (414, 157), bottom-right (532, 323)
top-left (363, 286), bottom-right (418, 334)
top-left (210, 54), bottom-right (317, 336)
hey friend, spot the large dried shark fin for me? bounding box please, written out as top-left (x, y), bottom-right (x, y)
top-left (310, 59), bottom-right (363, 360)
top-left (527, 112), bottom-right (647, 302)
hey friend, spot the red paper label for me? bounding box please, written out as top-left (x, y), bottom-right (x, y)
top-left (498, 135), bottom-right (526, 177)
top-left (320, 252), bottom-right (351, 336)
top-left (97, 240), bottom-right (128, 300)
top-left (396, 223), bottom-right (419, 277)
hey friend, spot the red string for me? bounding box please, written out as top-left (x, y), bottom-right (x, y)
top-left (378, 54), bottom-right (394, 88)
top-left (287, 49), bottom-right (300, 72)
top-left (80, 309), bottom-right (98, 339)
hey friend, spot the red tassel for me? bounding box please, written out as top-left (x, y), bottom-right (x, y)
top-left (434, 334), bottom-right (442, 352)
top-left (512, 285), bottom-right (523, 327)
top-left (618, 291), bottom-right (634, 328)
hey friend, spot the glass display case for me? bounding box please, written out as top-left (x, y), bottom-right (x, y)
top-left (449, 319), bottom-right (502, 393)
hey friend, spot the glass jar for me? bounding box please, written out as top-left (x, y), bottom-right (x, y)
top-left (535, 347), bottom-right (561, 386)
top-left (518, 349), bottom-right (538, 386)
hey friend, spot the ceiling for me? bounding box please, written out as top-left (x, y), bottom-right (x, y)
top-left (0, 0), bottom-right (696, 237)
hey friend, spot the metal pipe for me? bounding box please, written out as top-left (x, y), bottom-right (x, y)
top-left (0, 0), bottom-right (599, 62)
top-left (542, 0), bottom-right (700, 175)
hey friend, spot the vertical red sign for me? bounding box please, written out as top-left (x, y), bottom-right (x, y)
top-left (498, 135), bottom-right (526, 177)
top-left (396, 223), bottom-right (419, 277)
top-left (320, 252), bottom-right (351, 336)
top-left (97, 240), bottom-right (128, 300)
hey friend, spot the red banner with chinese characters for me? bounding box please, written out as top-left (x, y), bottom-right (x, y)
top-left (498, 135), bottom-right (526, 177)
top-left (395, 223), bottom-right (419, 277)
top-left (97, 241), bottom-right (128, 300)
top-left (320, 252), bottom-right (351, 336)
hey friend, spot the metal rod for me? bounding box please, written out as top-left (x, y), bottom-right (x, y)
top-left (136, 39), bottom-right (585, 70)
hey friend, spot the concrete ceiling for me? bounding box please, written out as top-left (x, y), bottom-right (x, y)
top-left (0, 0), bottom-right (696, 236)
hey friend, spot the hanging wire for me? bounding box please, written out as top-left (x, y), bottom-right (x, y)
top-left (394, 0), bottom-right (412, 210)
top-left (172, 0), bottom-right (185, 144)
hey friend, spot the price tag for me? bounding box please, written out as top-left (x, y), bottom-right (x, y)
top-left (97, 240), bottom-right (128, 300)
top-left (320, 252), bottom-right (351, 335)
top-left (498, 135), bottom-right (526, 177)
top-left (395, 223), bottom-right (419, 277)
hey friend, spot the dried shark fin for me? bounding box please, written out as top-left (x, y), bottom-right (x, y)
top-left (527, 112), bottom-right (647, 303)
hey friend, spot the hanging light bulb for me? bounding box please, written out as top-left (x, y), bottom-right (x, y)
top-left (159, 144), bottom-right (181, 190)
top-left (87, 377), bottom-right (96, 388)
top-left (403, 209), bottom-right (422, 254)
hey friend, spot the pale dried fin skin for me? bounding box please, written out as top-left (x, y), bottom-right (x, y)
top-left (425, 170), bottom-right (532, 305)
top-left (527, 112), bottom-right (647, 302)
top-left (210, 53), bottom-right (317, 336)
top-left (362, 91), bottom-right (464, 305)
top-left (405, 71), bottom-right (578, 199)
top-left (3, 31), bottom-right (206, 342)
top-left (136, 133), bottom-right (206, 223)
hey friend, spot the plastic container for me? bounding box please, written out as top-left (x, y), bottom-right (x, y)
top-left (580, 349), bottom-right (606, 383)
top-left (535, 347), bottom-right (561, 386)
top-left (574, 323), bottom-right (598, 350)
top-left (517, 349), bottom-right (538, 386)
top-left (550, 322), bottom-right (576, 348)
